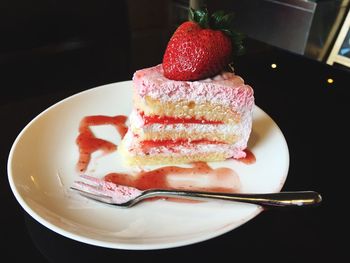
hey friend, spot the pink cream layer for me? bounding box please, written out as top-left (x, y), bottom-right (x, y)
top-left (133, 64), bottom-right (255, 112)
top-left (122, 130), bottom-right (247, 159)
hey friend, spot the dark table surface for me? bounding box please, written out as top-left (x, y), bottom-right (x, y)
top-left (1, 29), bottom-right (348, 262)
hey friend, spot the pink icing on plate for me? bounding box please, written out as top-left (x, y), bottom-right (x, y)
top-left (74, 175), bottom-right (142, 204)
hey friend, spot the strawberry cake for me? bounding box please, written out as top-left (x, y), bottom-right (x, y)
top-left (119, 64), bottom-right (254, 165)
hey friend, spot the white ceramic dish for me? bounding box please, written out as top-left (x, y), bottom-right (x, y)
top-left (7, 81), bottom-right (289, 250)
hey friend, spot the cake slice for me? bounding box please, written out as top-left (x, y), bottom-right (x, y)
top-left (119, 64), bottom-right (254, 165)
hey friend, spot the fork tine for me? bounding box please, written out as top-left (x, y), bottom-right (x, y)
top-left (71, 175), bottom-right (143, 207)
top-left (73, 180), bottom-right (109, 195)
top-left (76, 174), bottom-right (129, 195)
top-left (74, 175), bottom-right (117, 197)
top-left (70, 186), bottom-right (115, 204)
top-left (78, 174), bottom-right (104, 185)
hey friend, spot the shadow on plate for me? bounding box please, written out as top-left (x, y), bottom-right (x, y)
top-left (23, 211), bottom-right (242, 262)
top-left (248, 110), bottom-right (275, 149)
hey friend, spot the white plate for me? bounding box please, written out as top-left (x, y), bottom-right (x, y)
top-left (7, 81), bottom-right (289, 250)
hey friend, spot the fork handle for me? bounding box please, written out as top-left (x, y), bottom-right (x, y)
top-left (143, 190), bottom-right (322, 207)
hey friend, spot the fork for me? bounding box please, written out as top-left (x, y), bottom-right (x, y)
top-left (71, 175), bottom-right (322, 208)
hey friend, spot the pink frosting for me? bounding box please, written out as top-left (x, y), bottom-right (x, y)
top-left (133, 64), bottom-right (254, 113)
top-left (74, 175), bottom-right (142, 204)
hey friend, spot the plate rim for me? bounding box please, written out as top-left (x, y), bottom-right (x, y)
top-left (7, 80), bottom-right (289, 250)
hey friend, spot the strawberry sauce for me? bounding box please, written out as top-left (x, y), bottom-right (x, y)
top-left (140, 111), bottom-right (223, 125)
top-left (104, 162), bottom-right (242, 197)
top-left (238, 149), bottom-right (256, 164)
top-left (76, 115), bottom-right (128, 172)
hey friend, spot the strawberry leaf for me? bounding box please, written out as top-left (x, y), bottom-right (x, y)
top-left (190, 8), bottom-right (245, 57)
top-left (211, 10), bottom-right (234, 30)
top-left (190, 8), bottom-right (209, 28)
top-left (230, 31), bottom-right (246, 56)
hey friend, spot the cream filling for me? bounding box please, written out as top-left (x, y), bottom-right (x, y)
top-left (129, 109), bottom-right (252, 143)
top-left (134, 123), bottom-right (239, 135)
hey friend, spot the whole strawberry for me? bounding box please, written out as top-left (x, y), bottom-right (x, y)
top-left (163, 9), bottom-right (244, 81)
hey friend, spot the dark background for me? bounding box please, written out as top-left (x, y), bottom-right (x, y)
top-left (1, 0), bottom-right (349, 103)
top-left (1, 0), bottom-right (131, 103)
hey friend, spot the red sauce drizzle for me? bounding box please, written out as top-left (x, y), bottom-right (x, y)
top-left (140, 111), bottom-right (223, 125)
top-left (237, 149), bottom-right (256, 164)
top-left (104, 162), bottom-right (241, 194)
top-left (76, 115), bottom-right (128, 172)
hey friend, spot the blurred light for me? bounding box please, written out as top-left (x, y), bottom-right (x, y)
top-left (271, 63), bottom-right (277, 69)
top-left (327, 78), bottom-right (334, 84)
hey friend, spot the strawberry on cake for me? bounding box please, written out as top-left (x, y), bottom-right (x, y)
top-left (119, 8), bottom-right (254, 165)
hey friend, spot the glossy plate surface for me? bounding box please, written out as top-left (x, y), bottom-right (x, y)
top-left (8, 81), bottom-right (289, 250)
